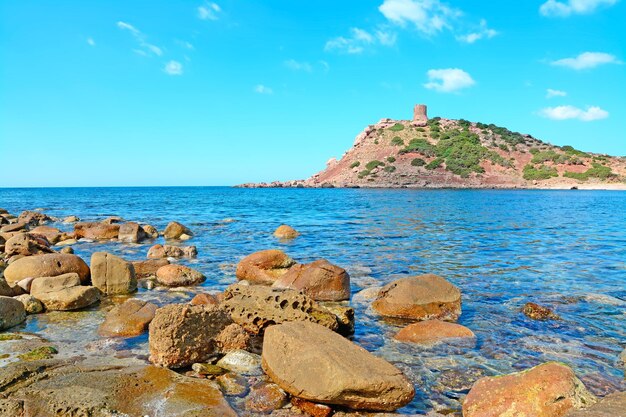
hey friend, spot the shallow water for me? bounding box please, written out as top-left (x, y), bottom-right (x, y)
top-left (1, 187), bottom-right (625, 413)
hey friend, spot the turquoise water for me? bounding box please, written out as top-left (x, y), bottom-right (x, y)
top-left (1, 187), bottom-right (625, 413)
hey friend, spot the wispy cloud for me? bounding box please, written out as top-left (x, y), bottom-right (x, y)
top-left (325, 27), bottom-right (396, 54)
top-left (551, 52), bottom-right (621, 70)
top-left (198, 2), bottom-right (221, 20)
top-left (379, 0), bottom-right (460, 35)
top-left (424, 68), bottom-right (475, 93)
top-left (117, 21), bottom-right (162, 56)
top-left (254, 84), bottom-right (273, 94)
top-left (456, 19), bottom-right (498, 43)
top-left (177, 40), bottom-right (194, 50)
top-left (546, 88), bottom-right (567, 98)
top-left (87, 37), bottom-right (96, 47)
top-left (164, 61), bottom-right (183, 75)
top-left (284, 59), bottom-right (313, 72)
top-left (540, 0), bottom-right (619, 17)
top-left (539, 105), bottom-right (609, 121)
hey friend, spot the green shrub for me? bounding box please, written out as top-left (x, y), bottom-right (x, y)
top-left (358, 169), bottom-right (370, 178)
top-left (531, 150), bottom-right (571, 164)
top-left (365, 160), bottom-right (384, 170)
top-left (389, 123), bottom-right (405, 132)
top-left (561, 145), bottom-right (590, 158)
top-left (349, 161), bottom-right (360, 169)
top-left (529, 148), bottom-right (539, 155)
top-left (386, 156), bottom-right (396, 163)
top-left (411, 158), bottom-right (426, 167)
top-left (563, 163), bottom-right (615, 181)
top-left (391, 137), bottom-right (404, 146)
top-left (400, 138), bottom-right (437, 156)
top-left (426, 158), bottom-right (444, 170)
top-left (384, 165), bottom-right (396, 173)
top-left (499, 144), bottom-right (509, 152)
top-left (415, 127), bottom-right (425, 132)
top-left (523, 164), bottom-right (558, 180)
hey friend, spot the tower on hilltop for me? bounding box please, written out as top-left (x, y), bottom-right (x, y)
top-left (413, 104), bottom-right (428, 125)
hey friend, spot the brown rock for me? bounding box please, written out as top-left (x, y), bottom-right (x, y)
top-left (163, 221), bottom-right (193, 240)
top-left (324, 304), bottom-right (355, 335)
top-left (190, 292), bottom-right (220, 306)
top-left (18, 210), bottom-right (51, 226)
top-left (523, 302), bottom-right (561, 320)
top-left (118, 222), bottom-right (148, 243)
top-left (291, 397), bottom-right (333, 417)
top-left (221, 283), bottom-right (339, 334)
top-left (147, 244), bottom-right (197, 259)
top-left (4, 233), bottom-right (53, 257)
top-left (141, 224), bottom-right (159, 238)
top-left (273, 259), bottom-right (350, 301)
top-left (90, 252), bottom-right (137, 295)
top-left (132, 259), bottom-right (169, 278)
top-left (394, 319), bottom-right (475, 344)
top-left (0, 296), bottom-right (26, 330)
top-left (98, 299), bottom-right (158, 337)
top-left (14, 294), bottom-right (44, 314)
top-left (564, 391), bottom-right (626, 417)
top-left (4, 253), bottom-right (90, 286)
top-left (215, 323), bottom-right (251, 352)
top-left (262, 321), bottom-right (415, 411)
top-left (31, 272), bottom-right (81, 293)
top-left (274, 224), bottom-right (299, 239)
top-left (236, 249), bottom-right (296, 284)
top-left (62, 215), bottom-right (80, 223)
top-left (148, 303), bottom-right (232, 368)
top-left (30, 226), bottom-right (69, 244)
top-left (372, 274), bottom-right (461, 321)
top-left (217, 372), bottom-right (249, 397)
top-left (0, 222), bottom-right (27, 233)
top-left (101, 216), bottom-right (124, 224)
top-left (30, 274), bottom-right (100, 311)
top-left (463, 362), bottom-right (596, 417)
top-left (0, 278), bottom-right (16, 296)
top-left (245, 383), bottom-right (289, 413)
top-left (74, 222), bottom-right (120, 240)
top-left (155, 264), bottom-right (205, 287)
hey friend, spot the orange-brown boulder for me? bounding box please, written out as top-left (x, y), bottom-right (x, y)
top-left (394, 319), bottom-right (475, 344)
top-left (163, 221), bottom-right (193, 240)
top-left (118, 222), bottom-right (148, 243)
top-left (235, 249), bottom-right (296, 284)
top-left (273, 224), bottom-right (299, 239)
top-left (90, 252), bottom-right (137, 295)
top-left (74, 222), bottom-right (120, 240)
top-left (132, 259), bottom-right (169, 278)
top-left (98, 299), bottom-right (158, 337)
top-left (147, 244), bottom-right (197, 259)
top-left (190, 292), bottom-right (220, 306)
top-left (4, 233), bottom-right (53, 257)
top-left (273, 259), bottom-right (350, 301)
top-left (155, 264), bottom-right (205, 287)
top-left (4, 253), bottom-right (90, 286)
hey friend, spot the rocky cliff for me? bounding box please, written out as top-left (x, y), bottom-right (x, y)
top-left (241, 114), bottom-right (626, 189)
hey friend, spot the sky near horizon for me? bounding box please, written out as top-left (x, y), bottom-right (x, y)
top-left (1, 0), bottom-right (624, 187)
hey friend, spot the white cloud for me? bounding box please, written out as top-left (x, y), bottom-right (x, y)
top-left (164, 61), bottom-right (183, 75)
top-left (87, 37), bottom-right (96, 47)
top-left (424, 68), bottom-right (475, 93)
top-left (539, 105), bottom-right (609, 121)
top-left (254, 85), bottom-right (273, 94)
top-left (325, 27), bottom-right (395, 54)
top-left (284, 59), bottom-right (313, 72)
top-left (456, 19), bottom-right (498, 43)
top-left (379, 0), bottom-right (461, 35)
top-left (117, 21), bottom-right (162, 57)
top-left (376, 29), bottom-right (397, 46)
top-left (539, 0), bottom-right (619, 17)
top-left (551, 52), bottom-right (621, 70)
top-left (546, 88), bottom-right (567, 98)
top-left (198, 2), bottom-right (221, 20)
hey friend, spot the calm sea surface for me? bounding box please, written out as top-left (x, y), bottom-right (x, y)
top-left (1, 187), bottom-right (625, 413)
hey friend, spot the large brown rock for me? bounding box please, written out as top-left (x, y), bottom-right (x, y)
top-left (565, 391), bottom-right (626, 417)
top-left (155, 264), bottom-right (206, 287)
top-left (4, 233), bottom-right (53, 257)
top-left (132, 258), bottom-right (169, 278)
top-left (98, 299), bottom-right (158, 337)
top-left (74, 222), bottom-right (120, 240)
top-left (262, 321), bottom-right (415, 411)
top-left (273, 259), bottom-right (350, 301)
top-left (30, 273), bottom-right (100, 311)
top-left (0, 359), bottom-right (237, 417)
top-left (141, 223), bottom-right (159, 238)
top-left (147, 244), bottom-right (197, 259)
top-left (273, 224), bottom-right (299, 239)
top-left (90, 252), bottom-right (137, 295)
top-left (0, 222), bottom-right (27, 233)
top-left (372, 274), bottom-right (461, 321)
top-left (235, 249), bottom-right (296, 284)
top-left (4, 253), bottom-right (90, 286)
top-left (148, 303), bottom-right (232, 368)
top-left (30, 226), bottom-right (70, 244)
top-left (18, 210), bottom-right (51, 226)
top-left (118, 222), bottom-right (148, 243)
top-left (0, 296), bottom-right (26, 330)
top-left (463, 362), bottom-right (596, 417)
top-left (163, 221), bottom-right (193, 240)
top-left (221, 283), bottom-right (339, 334)
top-left (394, 320), bottom-right (475, 344)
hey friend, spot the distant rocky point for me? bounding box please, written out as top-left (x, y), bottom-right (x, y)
top-left (240, 104), bottom-right (626, 189)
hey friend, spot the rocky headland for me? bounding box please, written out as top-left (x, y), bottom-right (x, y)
top-left (239, 105), bottom-right (626, 189)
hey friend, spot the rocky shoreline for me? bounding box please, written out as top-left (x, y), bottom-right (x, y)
top-left (0, 207), bottom-right (624, 416)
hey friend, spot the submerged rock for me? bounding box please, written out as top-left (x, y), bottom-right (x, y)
top-left (216, 349), bottom-right (263, 376)
top-left (98, 299), bottom-right (158, 337)
top-left (394, 320), bottom-right (475, 344)
top-left (4, 253), bottom-right (90, 286)
top-left (90, 252), bottom-right (137, 295)
top-left (163, 221), bottom-right (193, 240)
top-left (235, 249), bottom-right (296, 284)
top-left (372, 274), bottom-right (461, 321)
top-left (147, 244), bottom-right (197, 259)
top-left (523, 302), bottom-right (561, 320)
top-left (245, 382), bottom-right (289, 413)
top-left (0, 296), bottom-right (26, 330)
top-left (463, 362), bottom-right (596, 417)
top-left (273, 224), bottom-right (299, 239)
top-left (262, 321), bottom-right (415, 411)
top-left (156, 264), bottom-right (206, 287)
top-left (291, 397), bottom-right (334, 417)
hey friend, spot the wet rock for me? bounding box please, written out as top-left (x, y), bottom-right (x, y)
top-left (14, 294), bottom-right (44, 314)
top-left (30, 273), bottom-right (100, 311)
top-left (0, 222), bottom-right (27, 233)
top-left (74, 222), bottom-right (120, 240)
top-left (291, 397), bottom-right (333, 417)
top-left (215, 323), bottom-right (252, 352)
top-left (155, 264), bottom-right (206, 287)
top-left (0, 278), bottom-right (16, 297)
top-left (18, 210), bottom-right (51, 226)
top-left (0, 359), bottom-right (237, 416)
top-left (101, 216), bottom-right (124, 225)
top-left (324, 304), bottom-right (355, 335)
top-left (0, 296), bottom-right (26, 330)
top-left (62, 215), bottom-right (80, 223)
top-left (118, 222), bottom-right (148, 243)
top-left (216, 349), bottom-right (263, 376)
top-left (132, 258), bottom-right (169, 278)
top-left (90, 252), bottom-right (137, 295)
top-left (274, 224), bottom-right (299, 239)
top-left (463, 362), bottom-right (596, 417)
top-left (163, 221), bottom-right (193, 240)
top-left (147, 244), bottom-right (197, 259)
top-left (394, 319), bottom-right (475, 344)
top-left (4, 253), bottom-right (91, 286)
top-left (4, 233), bottom-right (53, 257)
top-left (273, 259), bottom-right (350, 301)
top-left (523, 302), bottom-right (561, 320)
top-left (372, 274), bottom-right (461, 321)
top-left (149, 303), bottom-right (232, 368)
top-left (141, 223), bottom-right (159, 238)
top-left (236, 249), bottom-right (296, 284)
top-left (245, 382), bottom-right (289, 413)
top-left (30, 226), bottom-right (70, 244)
top-left (191, 292), bottom-right (221, 306)
top-left (59, 246), bottom-right (74, 254)
top-left (564, 391), bottom-right (626, 417)
top-left (17, 346), bottom-right (58, 361)
top-left (262, 321), bottom-right (415, 411)
top-left (98, 299), bottom-right (158, 337)
top-left (192, 363), bottom-right (227, 376)
top-left (221, 283), bottom-right (339, 334)
top-left (218, 372), bottom-right (250, 397)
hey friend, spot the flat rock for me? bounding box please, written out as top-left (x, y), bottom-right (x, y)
top-left (262, 321), bottom-right (415, 411)
top-left (156, 264), bottom-right (206, 287)
top-left (74, 222), bottom-right (120, 240)
top-left (30, 274), bottom-right (100, 311)
top-left (90, 252), bottom-right (137, 295)
top-left (235, 249), bottom-right (296, 284)
top-left (4, 233), bottom-right (53, 257)
top-left (394, 320), bottom-right (475, 344)
top-left (4, 253), bottom-right (90, 286)
top-left (0, 296), bottom-right (26, 330)
top-left (273, 259), bottom-right (351, 301)
top-left (98, 299), bottom-right (158, 337)
top-left (132, 258), bottom-right (169, 278)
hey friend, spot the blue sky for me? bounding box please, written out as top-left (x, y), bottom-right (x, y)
top-left (1, 0), bottom-right (624, 187)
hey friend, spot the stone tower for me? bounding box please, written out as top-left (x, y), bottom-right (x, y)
top-left (413, 104), bottom-right (428, 125)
